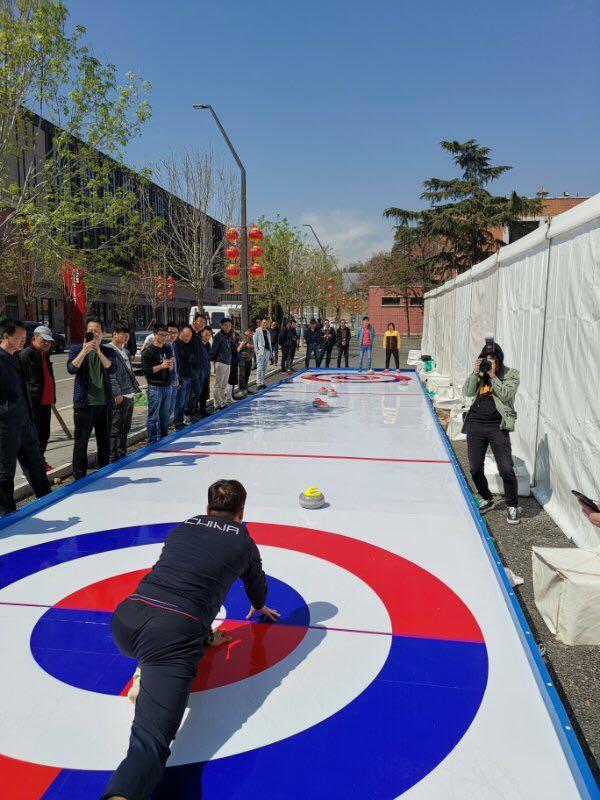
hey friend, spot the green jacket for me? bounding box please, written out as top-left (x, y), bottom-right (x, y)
top-left (462, 367), bottom-right (520, 432)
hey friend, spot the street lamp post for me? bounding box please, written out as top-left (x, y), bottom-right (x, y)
top-left (193, 104), bottom-right (249, 331)
top-left (303, 223), bottom-right (329, 319)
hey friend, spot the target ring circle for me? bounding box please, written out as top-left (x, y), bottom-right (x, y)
top-left (0, 521), bottom-right (488, 798)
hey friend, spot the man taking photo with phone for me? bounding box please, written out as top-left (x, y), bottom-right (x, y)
top-left (462, 337), bottom-right (521, 524)
top-left (67, 318), bottom-right (116, 480)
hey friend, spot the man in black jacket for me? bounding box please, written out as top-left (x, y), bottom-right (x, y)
top-left (107, 323), bottom-right (141, 462)
top-left (67, 318), bottom-right (117, 480)
top-left (279, 318), bottom-right (298, 373)
top-left (0, 319), bottom-right (51, 516)
top-left (210, 318), bottom-right (232, 409)
top-left (18, 325), bottom-right (56, 465)
top-left (336, 319), bottom-right (351, 368)
top-left (317, 319), bottom-right (336, 367)
top-left (141, 323), bottom-right (174, 444)
top-left (304, 319), bottom-right (320, 368)
top-left (173, 325), bottom-right (196, 429)
top-left (101, 479), bottom-right (279, 800)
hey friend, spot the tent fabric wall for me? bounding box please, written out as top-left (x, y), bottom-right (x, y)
top-left (417, 192), bottom-right (600, 548)
top-left (468, 255), bottom-right (499, 364)
top-left (450, 272), bottom-right (472, 388)
top-left (533, 218), bottom-right (600, 549)
top-left (495, 228), bottom-right (550, 475)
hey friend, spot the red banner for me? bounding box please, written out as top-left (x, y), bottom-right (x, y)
top-left (61, 260), bottom-right (86, 344)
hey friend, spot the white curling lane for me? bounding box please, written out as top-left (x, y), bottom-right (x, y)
top-left (0, 545), bottom-right (391, 770)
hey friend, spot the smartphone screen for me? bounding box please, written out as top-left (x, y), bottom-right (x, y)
top-left (85, 332), bottom-right (94, 342)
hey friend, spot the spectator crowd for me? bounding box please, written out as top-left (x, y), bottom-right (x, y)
top-left (0, 313), bottom-right (399, 516)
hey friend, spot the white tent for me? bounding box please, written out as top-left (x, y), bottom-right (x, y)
top-left (420, 193), bottom-right (600, 548)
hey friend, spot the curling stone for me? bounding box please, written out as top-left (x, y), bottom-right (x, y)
top-left (367, 369), bottom-right (375, 374)
top-left (299, 486), bottom-right (326, 509)
top-left (320, 386), bottom-right (328, 394)
top-left (305, 371), bottom-right (312, 377)
top-left (329, 388), bottom-right (338, 397)
top-left (312, 397), bottom-right (331, 410)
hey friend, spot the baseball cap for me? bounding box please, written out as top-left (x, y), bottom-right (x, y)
top-left (34, 325), bottom-right (54, 341)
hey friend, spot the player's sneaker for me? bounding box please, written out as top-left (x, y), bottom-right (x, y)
top-left (506, 506), bottom-right (521, 525)
top-left (478, 498), bottom-right (494, 514)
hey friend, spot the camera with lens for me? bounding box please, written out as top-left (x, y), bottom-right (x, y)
top-left (479, 334), bottom-right (495, 374)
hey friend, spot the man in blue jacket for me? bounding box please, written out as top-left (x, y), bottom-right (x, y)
top-left (67, 318), bottom-right (116, 480)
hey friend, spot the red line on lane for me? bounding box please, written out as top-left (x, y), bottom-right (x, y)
top-left (157, 449), bottom-right (450, 465)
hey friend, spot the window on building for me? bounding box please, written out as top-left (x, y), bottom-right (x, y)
top-left (34, 297), bottom-right (53, 326)
top-left (4, 295), bottom-right (19, 318)
top-left (381, 296), bottom-right (401, 306)
top-left (507, 220), bottom-right (539, 244)
top-left (409, 297), bottom-right (424, 307)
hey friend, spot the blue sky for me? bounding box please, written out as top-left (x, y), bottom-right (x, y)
top-left (70, 0), bottom-right (600, 265)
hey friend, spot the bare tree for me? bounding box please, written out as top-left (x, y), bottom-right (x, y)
top-left (156, 150), bottom-right (237, 305)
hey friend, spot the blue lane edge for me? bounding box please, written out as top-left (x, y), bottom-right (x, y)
top-left (416, 372), bottom-right (599, 799)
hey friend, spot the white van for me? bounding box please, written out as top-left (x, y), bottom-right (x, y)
top-left (189, 304), bottom-right (242, 334)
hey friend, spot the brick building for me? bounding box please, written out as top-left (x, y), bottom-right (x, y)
top-left (0, 111), bottom-right (225, 340)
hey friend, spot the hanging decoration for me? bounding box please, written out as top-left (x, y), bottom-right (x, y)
top-left (225, 263), bottom-right (240, 279)
top-left (248, 226), bottom-right (265, 280)
top-left (166, 275), bottom-right (174, 300)
top-left (248, 226), bottom-right (264, 242)
top-left (226, 227), bottom-right (239, 243)
top-left (225, 245), bottom-right (239, 260)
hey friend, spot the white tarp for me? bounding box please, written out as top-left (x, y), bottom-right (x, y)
top-left (420, 192), bottom-right (600, 548)
top-left (450, 271), bottom-right (472, 388)
top-left (468, 254), bottom-right (499, 364)
top-left (533, 546), bottom-right (600, 645)
top-left (437, 280), bottom-right (456, 377)
top-left (495, 226), bottom-right (550, 476)
top-left (533, 217), bottom-right (600, 549)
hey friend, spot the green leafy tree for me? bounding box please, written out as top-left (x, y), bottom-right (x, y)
top-left (0, 0), bottom-right (151, 308)
top-left (384, 139), bottom-right (541, 276)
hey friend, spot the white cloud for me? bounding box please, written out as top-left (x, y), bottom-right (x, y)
top-left (299, 210), bottom-right (393, 267)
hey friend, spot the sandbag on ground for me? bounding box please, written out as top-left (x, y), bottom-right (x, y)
top-left (532, 546), bottom-right (600, 645)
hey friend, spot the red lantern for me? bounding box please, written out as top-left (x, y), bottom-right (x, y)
top-left (167, 291), bottom-right (174, 300)
top-left (226, 227), bottom-right (239, 243)
top-left (327, 276), bottom-right (334, 284)
top-left (225, 263), bottom-right (240, 279)
top-left (248, 227), bottom-right (263, 242)
top-left (249, 245), bottom-right (263, 259)
top-left (249, 262), bottom-right (264, 278)
top-left (166, 275), bottom-right (174, 284)
top-left (157, 291), bottom-right (164, 300)
top-left (225, 246), bottom-right (239, 260)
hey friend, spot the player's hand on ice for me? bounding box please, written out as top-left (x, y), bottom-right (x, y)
top-left (208, 629), bottom-right (232, 647)
top-left (246, 605), bottom-right (281, 622)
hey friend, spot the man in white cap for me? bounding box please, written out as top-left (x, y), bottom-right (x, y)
top-left (18, 325), bottom-right (56, 469)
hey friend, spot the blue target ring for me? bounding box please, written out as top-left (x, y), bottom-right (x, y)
top-left (1, 522), bottom-right (488, 799)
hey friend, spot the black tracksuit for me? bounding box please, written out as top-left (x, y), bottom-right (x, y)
top-left (317, 327), bottom-right (336, 367)
top-left (336, 327), bottom-right (351, 367)
top-left (102, 514), bottom-right (268, 800)
top-left (279, 326), bottom-right (298, 371)
top-left (0, 348), bottom-right (51, 515)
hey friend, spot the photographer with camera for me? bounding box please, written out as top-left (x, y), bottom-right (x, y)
top-left (462, 336), bottom-right (521, 524)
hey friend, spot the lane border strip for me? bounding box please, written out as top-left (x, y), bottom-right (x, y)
top-left (416, 373), bottom-right (599, 798)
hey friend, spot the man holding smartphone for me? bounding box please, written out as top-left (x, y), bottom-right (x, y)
top-left (462, 338), bottom-right (521, 524)
top-left (141, 323), bottom-right (175, 443)
top-left (67, 318), bottom-right (117, 480)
